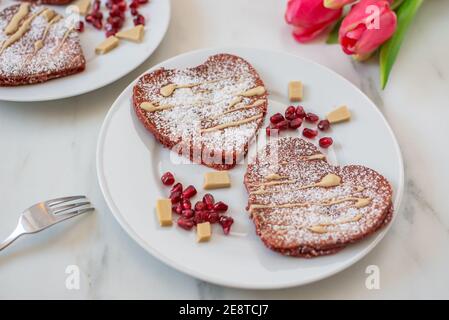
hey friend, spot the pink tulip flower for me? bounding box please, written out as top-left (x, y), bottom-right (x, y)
top-left (339, 0), bottom-right (397, 60)
top-left (324, 0), bottom-right (357, 10)
top-left (285, 0), bottom-right (343, 43)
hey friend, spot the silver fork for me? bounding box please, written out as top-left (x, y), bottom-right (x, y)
top-left (0, 195), bottom-right (94, 252)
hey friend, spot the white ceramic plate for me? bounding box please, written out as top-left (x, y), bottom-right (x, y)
top-left (96, 48), bottom-right (404, 289)
top-left (0, 0), bottom-right (170, 102)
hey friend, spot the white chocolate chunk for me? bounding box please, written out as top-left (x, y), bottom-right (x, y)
top-left (95, 36), bottom-right (119, 55)
top-left (71, 0), bottom-right (91, 16)
top-left (203, 171), bottom-right (231, 190)
top-left (197, 222), bottom-right (211, 242)
top-left (288, 81), bottom-right (303, 102)
top-left (156, 198), bottom-right (172, 226)
top-left (116, 25), bottom-right (145, 43)
top-left (327, 105), bottom-right (351, 123)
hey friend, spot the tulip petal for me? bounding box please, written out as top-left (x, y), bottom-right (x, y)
top-left (286, 0), bottom-right (342, 43)
top-left (354, 10), bottom-right (397, 55)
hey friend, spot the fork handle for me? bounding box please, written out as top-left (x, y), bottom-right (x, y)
top-left (0, 225), bottom-right (25, 252)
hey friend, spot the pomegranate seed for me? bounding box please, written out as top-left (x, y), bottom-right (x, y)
top-left (105, 30), bottom-right (116, 37)
top-left (275, 119), bottom-right (289, 130)
top-left (108, 16), bottom-right (123, 28)
top-left (85, 14), bottom-right (95, 23)
top-left (194, 211), bottom-right (208, 224)
top-left (106, 1), bottom-right (113, 9)
top-left (93, 0), bottom-right (101, 12)
top-left (169, 191), bottom-right (181, 204)
top-left (182, 185), bottom-right (197, 199)
top-left (131, 8), bottom-right (139, 15)
top-left (138, 0), bottom-right (149, 4)
top-left (305, 112), bottom-right (319, 123)
top-left (93, 11), bottom-right (103, 20)
top-left (118, 1), bottom-right (127, 11)
top-left (203, 193), bottom-right (215, 208)
top-left (295, 106), bottom-right (306, 118)
top-left (161, 172), bottom-right (175, 186)
top-left (170, 183), bottom-right (182, 194)
top-left (266, 126), bottom-right (278, 137)
top-left (181, 209), bottom-right (194, 219)
top-left (172, 203), bottom-right (182, 215)
top-left (134, 14), bottom-right (145, 26)
top-left (270, 113), bottom-right (284, 125)
top-left (194, 201), bottom-right (206, 211)
top-left (213, 201), bottom-right (228, 213)
top-left (319, 137), bottom-right (333, 148)
top-left (92, 19), bottom-right (102, 29)
top-left (177, 217), bottom-right (194, 230)
top-left (289, 117), bottom-right (303, 129)
top-left (110, 8), bottom-right (122, 17)
top-left (182, 199), bottom-right (191, 210)
top-left (130, 1), bottom-right (139, 9)
top-left (75, 21), bottom-right (84, 32)
top-left (265, 126), bottom-right (271, 136)
top-left (302, 128), bottom-right (318, 139)
top-left (285, 106), bottom-right (297, 120)
top-left (317, 119), bottom-right (330, 131)
top-left (219, 216), bottom-right (234, 235)
top-left (206, 211), bottom-right (220, 224)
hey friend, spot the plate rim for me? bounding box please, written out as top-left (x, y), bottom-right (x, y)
top-left (0, 0), bottom-right (171, 102)
top-left (96, 47), bottom-right (405, 289)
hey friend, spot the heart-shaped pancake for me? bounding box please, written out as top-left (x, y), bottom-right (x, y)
top-left (133, 53), bottom-right (268, 170)
top-left (244, 137), bottom-right (393, 258)
top-left (0, 3), bottom-right (85, 86)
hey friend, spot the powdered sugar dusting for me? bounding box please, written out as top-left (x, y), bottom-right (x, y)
top-left (133, 54), bottom-right (268, 163)
top-left (245, 137), bottom-right (393, 256)
top-left (0, 4), bottom-right (85, 85)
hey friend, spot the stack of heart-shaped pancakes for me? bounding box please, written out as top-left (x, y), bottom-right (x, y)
top-left (133, 53), bottom-right (268, 170)
top-left (0, 3), bottom-right (85, 86)
top-left (244, 137), bottom-right (393, 258)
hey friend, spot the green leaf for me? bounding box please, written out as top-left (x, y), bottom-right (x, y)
top-left (391, 0), bottom-right (405, 11)
top-left (379, 0), bottom-right (424, 89)
top-left (326, 17), bottom-right (343, 44)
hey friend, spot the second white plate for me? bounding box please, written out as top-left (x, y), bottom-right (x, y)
top-left (97, 47), bottom-right (404, 289)
top-left (0, 0), bottom-right (170, 102)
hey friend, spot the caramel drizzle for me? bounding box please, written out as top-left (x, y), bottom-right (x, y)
top-left (201, 114), bottom-right (263, 133)
top-left (238, 86), bottom-right (266, 97)
top-left (265, 173), bottom-right (283, 181)
top-left (140, 102), bottom-right (173, 112)
top-left (34, 15), bottom-right (62, 53)
top-left (279, 154), bottom-right (327, 165)
top-left (160, 79), bottom-right (222, 97)
top-left (4, 3), bottom-right (30, 35)
top-left (250, 173), bottom-right (341, 195)
top-left (248, 197), bottom-right (371, 212)
top-left (270, 214), bottom-right (364, 234)
top-left (160, 81), bottom-right (265, 99)
top-left (0, 8), bottom-right (45, 54)
top-left (56, 26), bottom-right (74, 51)
top-left (308, 214), bottom-right (363, 234)
top-left (211, 99), bottom-right (265, 120)
top-left (227, 96), bottom-right (243, 108)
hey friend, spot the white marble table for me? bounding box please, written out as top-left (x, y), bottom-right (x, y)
top-left (1, 0), bottom-right (448, 299)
